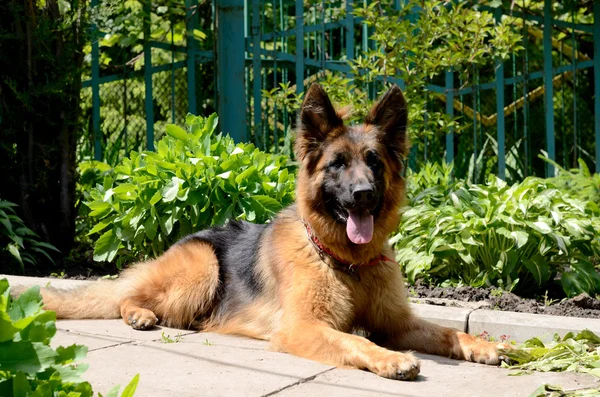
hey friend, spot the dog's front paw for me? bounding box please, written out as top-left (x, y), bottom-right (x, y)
top-left (459, 335), bottom-right (512, 365)
top-left (124, 308), bottom-right (158, 330)
top-left (369, 351), bottom-right (421, 381)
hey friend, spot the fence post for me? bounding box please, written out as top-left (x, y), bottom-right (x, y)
top-left (543, 0), bottom-right (555, 177)
top-left (143, 0), bottom-right (154, 151)
top-left (295, 0), bottom-right (304, 94)
top-left (495, 7), bottom-right (505, 180)
top-left (91, 0), bottom-right (101, 160)
top-left (595, 1), bottom-right (600, 174)
top-left (345, 0), bottom-right (354, 78)
top-left (216, 0), bottom-right (246, 142)
top-left (445, 70), bottom-right (454, 165)
top-left (251, 0), bottom-right (261, 146)
top-left (186, 0), bottom-right (198, 115)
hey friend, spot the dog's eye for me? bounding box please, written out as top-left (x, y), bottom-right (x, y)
top-left (328, 156), bottom-right (346, 170)
top-left (366, 151), bottom-right (381, 169)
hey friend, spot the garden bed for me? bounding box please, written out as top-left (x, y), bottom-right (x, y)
top-left (409, 282), bottom-right (600, 319)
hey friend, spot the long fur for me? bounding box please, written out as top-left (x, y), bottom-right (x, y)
top-left (39, 83), bottom-right (508, 381)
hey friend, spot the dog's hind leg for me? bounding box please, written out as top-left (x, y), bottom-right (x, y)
top-left (118, 241), bottom-right (220, 330)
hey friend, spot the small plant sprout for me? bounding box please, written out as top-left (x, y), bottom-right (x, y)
top-left (543, 290), bottom-right (557, 307)
top-left (203, 339), bottom-right (213, 346)
top-left (161, 332), bottom-right (183, 344)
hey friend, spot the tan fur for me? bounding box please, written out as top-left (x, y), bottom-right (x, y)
top-left (39, 84), bottom-right (509, 381)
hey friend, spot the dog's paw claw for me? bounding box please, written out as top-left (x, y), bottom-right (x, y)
top-left (125, 308), bottom-right (158, 330)
top-left (371, 351), bottom-right (420, 381)
top-left (396, 363), bottom-right (420, 381)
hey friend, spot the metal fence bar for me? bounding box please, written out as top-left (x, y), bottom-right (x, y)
top-left (217, 0), bottom-right (246, 142)
top-left (543, 0), bottom-right (555, 177)
top-left (252, 0), bottom-right (262, 146)
top-left (186, 0), bottom-right (198, 114)
top-left (445, 69), bottom-right (454, 164)
top-left (295, 0), bottom-right (304, 94)
top-left (143, 0), bottom-right (154, 151)
top-left (494, 7), bottom-right (505, 180)
top-left (595, 1), bottom-right (600, 173)
top-left (84, 0), bottom-right (599, 177)
top-left (91, 0), bottom-right (101, 160)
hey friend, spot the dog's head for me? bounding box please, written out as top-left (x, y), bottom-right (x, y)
top-left (295, 83), bottom-right (408, 253)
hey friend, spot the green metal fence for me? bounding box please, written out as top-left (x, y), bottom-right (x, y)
top-left (82, 0), bottom-right (600, 179)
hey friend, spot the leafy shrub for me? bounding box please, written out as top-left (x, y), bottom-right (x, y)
top-left (0, 278), bottom-right (139, 396)
top-left (0, 201), bottom-right (59, 273)
top-left (406, 161), bottom-right (455, 205)
top-left (391, 176), bottom-right (600, 298)
top-left (543, 156), bottom-right (600, 214)
top-left (85, 114), bottom-right (296, 266)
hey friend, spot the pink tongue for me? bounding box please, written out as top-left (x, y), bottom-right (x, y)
top-left (346, 210), bottom-right (374, 244)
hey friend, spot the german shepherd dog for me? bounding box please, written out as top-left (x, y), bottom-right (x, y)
top-left (41, 84), bottom-right (508, 380)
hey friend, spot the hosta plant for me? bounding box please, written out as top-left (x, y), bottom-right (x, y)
top-left (391, 176), bottom-right (600, 298)
top-left (85, 114), bottom-right (296, 267)
top-left (543, 155), bottom-right (600, 214)
top-left (0, 278), bottom-right (139, 396)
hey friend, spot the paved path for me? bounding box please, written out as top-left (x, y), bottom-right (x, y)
top-left (4, 275), bottom-right (600, 397)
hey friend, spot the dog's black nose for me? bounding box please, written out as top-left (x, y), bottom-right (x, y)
top-left (352, 184), bottom-right (375, 206)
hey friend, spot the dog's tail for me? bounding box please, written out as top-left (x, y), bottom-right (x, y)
top-left (41, 280), bottom-right (124, 319)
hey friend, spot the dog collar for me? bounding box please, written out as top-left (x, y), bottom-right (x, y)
top-left (302, 220), bottom-right (396, 281)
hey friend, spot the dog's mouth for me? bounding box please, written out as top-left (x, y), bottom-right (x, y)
top-left (332, 206), bottom-right (375, 245)
top-left (346, 209), bottom-right (374, 245)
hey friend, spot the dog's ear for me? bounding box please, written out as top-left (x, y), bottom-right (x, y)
top-left (366, 85), bottom-right (409, 158)
top-left (295, 83), bottom-right (343, 161)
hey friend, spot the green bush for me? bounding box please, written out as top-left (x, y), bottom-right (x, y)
top-left (544, 157), bottom-right (600, 214)
top-left (391, 175), bottom-right (600, 298)
top-left (0, 201), bottom-right (59, 273)
top-left (0, 279), bottom-right (138, 396)
top-left (85, 114), bottom-right (296, 266)
top-left (405, 161), bottom-right (455, 206)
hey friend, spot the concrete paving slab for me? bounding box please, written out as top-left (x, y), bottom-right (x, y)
top-left (469, 309), bottom-right (600, 342)
top-left (181, 331), bottom-right (270, 350)
top-left (51, 329), bottom-right (131, 351)
top-left (85, 339), bottom-right (333, 397)
top-left (4, 275), bottom-right (600, 396)
top-left (276, 353), bottom-right (600, 397)
top-left (56, 319), bottom-right (197, 342)
top-left (409, 303), bottom-right (470, 332)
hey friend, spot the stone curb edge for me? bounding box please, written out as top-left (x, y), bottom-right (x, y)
top-left (2, 275), bottom-right (596, 343)
top-left (410, 302), bottom-right (600, 343)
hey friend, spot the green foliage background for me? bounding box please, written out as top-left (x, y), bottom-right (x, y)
top-left (84, 114), bottom-right (296, 267)
top-left (0, 279), bottom-right (139, 396)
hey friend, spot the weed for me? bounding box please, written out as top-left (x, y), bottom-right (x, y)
top-left (542, 290), bottom-right (558, 307)
top-left (161, 332), bottom-right (183, 344)
top-left (50, 271), bottom-right (67, 279)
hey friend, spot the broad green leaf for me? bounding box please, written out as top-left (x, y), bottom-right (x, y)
top-left (121, 374), bottom-right (140, 397)
top-left (251, 195), bottom-right (283, 213)
top-left (165, 124), bottom-right (189, 142)
top-left (0, 341), bottom-right (58, 372)
top-left (8, 285), bottom-right (42, 322)
top-left (12, 371), bottom-right (30, 397)
top-left (162, 177), bottom-right (184, 202)
top-left (0, 312), bottom-right (18, 342)
top-left (93, 230), bottom-right (121, 262)
top-left (56, 344), bottom-right (88, 364)
top-left (522, 255), bottom-right (549, 286)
